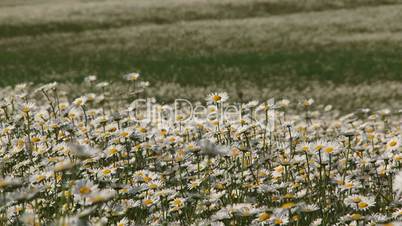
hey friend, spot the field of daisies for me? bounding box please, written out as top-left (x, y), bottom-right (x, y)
top-left (0, 74), bottom-right (401, 226)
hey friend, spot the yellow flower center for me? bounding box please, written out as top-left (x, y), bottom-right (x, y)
top-left (173, 198), bottom-right (183, 207)
top-left (352, 197), bottom-right (362, 203)
top-left (259, 212), bottom-right (270, 221)
top-left (365, 127), bottom-right (374, 133)
top-left (351, 213), bottom-right (362, 220)
top-left (315, 145), bottom-right (323, 151)
top-left (149, 183), bottom-right (158, 189)
top-left (143, 199), bottom-right (153, 206)
top-left (345, 183), bottom-right (353, 189)
top-left (0, 181), bottom-right (6, 188)
top-left (36, 175), bottom-right (46, 182)
top-left (102, 169), bottom-right (112, 175)
top-left (120, 188), bottom-right (129, 193)
top-left (216, 183), bottom-right (224, 190)
top-left (109, 148), bottom-right (118, 155)
top-left (274, 218), bottom-right (283, 225)
top-left (160, 129), bottom-right (167, 135)
top-left (212, 95), bottom-right (222, 102)
top-left (89, 195), bottom-right (104, 203)
top-left (389, 140), bottom-right (398, 147)
top-left (275, 165), bottom-right (284, 173)
top-left (31, 137), bottom-right (41, 143)
top-left (284, 193), bottom-right (295, 199)
top-left (75, 100), bottom-right (82, 105)
top-left (79, 186), bottom-right (91, 194)
top-left (64, 191), bottom-right (71, 198)
top-left (358, 202), bottom-right (368, 209)
top-left (324, 147), bottom-right (334, 154)
top-left (22, 106), bottom-right (30, 113)
top-left (143, 175), bottom-right (152, 182)
top-left (281, 202), bottom-right (296, 209)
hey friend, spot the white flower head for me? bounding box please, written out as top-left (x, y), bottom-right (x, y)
top-left (394, 171), bottom-right (402, 197)
top-left (206, 92), bottom-right (229, 104)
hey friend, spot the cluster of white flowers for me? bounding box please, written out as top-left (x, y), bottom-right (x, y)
top-left (0, 74), bottom-right (401, 225)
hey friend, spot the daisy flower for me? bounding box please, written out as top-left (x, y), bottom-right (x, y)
top-left (169, 197), bottom-right (186, 212)
top-left (147, 180), bottom-right (164, 190)
top-left (117, 218), bottom-right (130, 226)
top-left (345, 195), bottom-right (375, 211)
top-left (73, 96), bottom-right (87, 107)
top-left (206, 92), bottom-right (229, 104)
top-left (84, 75), bottom-right (97, 83)
top-left (87, 189), bottom-right (116, 205)
top-left (97, 167), bottom-right (116, 178)
top-left (271, 209), bottom-right (289, 225)
top-left (188, 179), bottom-right (202, 190)
top-left (386, 137), bottom-right (401, 151)
top-left (104, 145), bottom-right (123, 158)
top-left (142, 197), bottom-right (159, 208)
top-left (322, 141), bottom-right (341, 155)
top-left (253, 212), bottom-right (271, 224)
top-left (73, 180), bottom-right (99, 198)
top-left (20, 102), bottom-right (36, 114)
top-left (124, 72), bottom-right (140, 81)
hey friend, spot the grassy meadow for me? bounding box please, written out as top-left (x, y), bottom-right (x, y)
top-left (1, 0), bottom-right (402, 108)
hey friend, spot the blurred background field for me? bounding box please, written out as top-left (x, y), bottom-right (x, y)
top-left (1, 0), bottom-right (402, 110)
